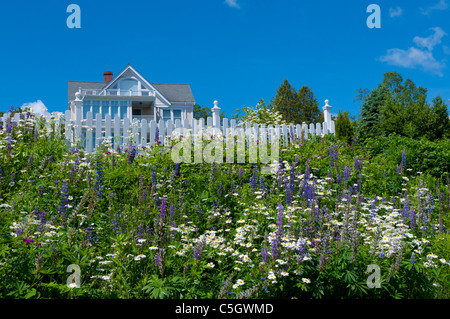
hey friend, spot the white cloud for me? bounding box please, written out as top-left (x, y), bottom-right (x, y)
top-left (420, 0), bottom-right (448, 15)
top-left (413, 27), bottom-right (447, 50)
top-left (380, 47), bottom-right (445, 76)
top-left (225, 0), bottom-right (240, 8)
top-left (21, 100), bottom-right (48, 115)
top-left (379, 28), bottom-right (447, 77)
top-left (389, 7), bottom-right (403, 18)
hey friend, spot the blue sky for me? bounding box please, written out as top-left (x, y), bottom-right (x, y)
top-left (0, 0), bottom-right (449, 119)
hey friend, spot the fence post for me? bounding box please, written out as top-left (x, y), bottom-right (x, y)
top-left (211, 100), bottom-right (221, 128)
top-left (323, 99), bottom-right (332, 133)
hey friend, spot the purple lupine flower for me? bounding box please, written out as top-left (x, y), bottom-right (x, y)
top-left (49, 155), bottom-right (54, 165)
top-left (127, 144), bottom-right (137, 164)
top-left (154, 252), bottom-right (162, 266)
top-left (336, 173), bottom-right (341, 184)
top-left (401, 149), bottom-right (406, 170)
top-left (329, 145), bottom-right (334, 168)
top-left (16, 227), bottom-right (24, 237)
top-left (155, 126), bottom-right (159, 142)
top-left (259, 176), bottom-right (266, 193)
top-left (137, 225), bottom-right (145, 240)
top-left (276, 203), bottom-right (284, 235)
top-left (194, 237), bottom-right (206, 261)
top-left (397, 166), bottom-right (401, 175)
top-left (261, 246), bottom-right (269, 263)
top-left (23, 238), bottom-right (34, 243)
top-left (402, 191), bottom-right (410, 222)
top-left (297, 239), bottom-right (306, 262)
top-left (59, 181), bottom-right (69, 216)
top-left (238, 167), bottom-right (243, 180)
top-left (230, 180), bottom-right (236, 193)
top-left (152, 167), bottom-right (157, 188)
top-left (250, 166), bottom-right (258, 191)
top-left (94, 160), bottom-right (104, 199)
top-left (353, 135), bottom-right (357, 146)
top-left (271, 236), bottom-right (280, 260)
top-left (86, 226), bottom-right (94, 245)
top-left (160, 197), bottom-right (168, 218)
top-left (354, 157), bottom-right (362, 171)
top-left (343, 163), bottom-right (351, 182)
top-left (410, 253), bottom-right (416, 265)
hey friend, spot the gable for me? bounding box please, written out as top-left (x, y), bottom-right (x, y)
top-left (67, 65), bottom-right (195, 105)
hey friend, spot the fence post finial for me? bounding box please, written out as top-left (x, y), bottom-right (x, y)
top-left (323, 99), bottom-right (332, 132)
top-left (212, 100), bottom-right (221, 128)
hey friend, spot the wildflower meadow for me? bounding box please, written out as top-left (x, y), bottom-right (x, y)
top-left (0, 111), bottom-right (449, 300)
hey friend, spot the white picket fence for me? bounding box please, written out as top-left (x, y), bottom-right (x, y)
top-left (2, 110), bottom-right (335, 153)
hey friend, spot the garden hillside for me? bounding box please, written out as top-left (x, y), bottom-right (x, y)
top-left (0, 113), bottom-right (449, 299)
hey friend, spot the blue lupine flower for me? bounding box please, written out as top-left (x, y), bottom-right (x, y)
top-left (94, 160), bottom-right (104, 199)
top-left (343, 163), bottom-right (351, 182)
top-left (152, 167), bottom-right (157, 187)
top-left (175, 162), bottom-right (181, 177)
top-left (401, 149), bottom-right (406, 170)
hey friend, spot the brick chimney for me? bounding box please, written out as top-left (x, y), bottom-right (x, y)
top-left (103, 71), bottom-right (113, 83)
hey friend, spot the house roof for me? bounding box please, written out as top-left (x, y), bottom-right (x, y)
top-left (68, 67), bottom-right (195, 104)
top-left (151, 83), bottom-right (195, 103)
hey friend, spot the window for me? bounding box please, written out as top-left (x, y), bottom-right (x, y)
top-left (120, 101), bottom-right (128, 119)
top-left (83, 100), bottom-right (91, 119)
top-left (119, 78), bottom-right (138, 93)
top-left (101, 101), bottom-right (109, 119)
top-left (92, 101), bottom-right (100, 118)
top-left (111, 101), bottom-right (119, 119)
top-left (162, 109), bottom-right (183, 123)
top-left (173, 110), bottom-right (182, 122)
top-left (132, 109), bottom-right (142, 116)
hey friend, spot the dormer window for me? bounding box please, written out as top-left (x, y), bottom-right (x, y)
top-left (119, 77), bottom-right (138, 92)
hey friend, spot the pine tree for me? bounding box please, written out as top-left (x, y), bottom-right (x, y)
top-left (357, 84), bottom-right (388, 140)
top-left (336, 110), bottom-right (354, 145)
top-left (297, 86), bottom-right (323, 124)
top-left (271, 79), bottom-right (300, 124)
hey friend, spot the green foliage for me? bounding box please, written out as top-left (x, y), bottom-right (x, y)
top-left (335, 110), bottom-right (354, 145)
top-left (0, 110), bottom-right (449, 300)
top-left (193, 104), bottom-right (225, 120)
top-left (232, 99), bottom-right (287, 125)
top-left (270, 80), bottom-right (323, 125)
top-left (357, 72), bottom-right (450, 141)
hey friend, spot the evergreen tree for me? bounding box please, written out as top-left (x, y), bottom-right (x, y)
top-left (356, 84), bottom-right (388, 140)
top-left (271, 79), bottom-right (300, 124)
top-left (336, 110), bottom-right (354, 145)
top-left (297, 86), bottom-right (323, 124)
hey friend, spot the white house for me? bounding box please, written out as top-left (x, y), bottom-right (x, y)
top-left (68, 64), bottom-right (195, 123)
